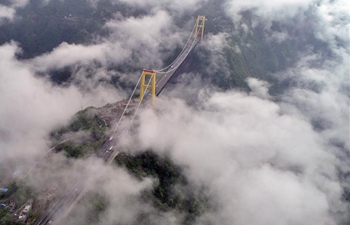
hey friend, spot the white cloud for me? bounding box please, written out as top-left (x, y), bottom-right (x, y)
top-left (315, 0), bottom-right (350, 49)
top-left (28, 10), bottom-right (188, 77)
top-left (0, 0), bottom-right (30, 24)
top-left (104, 10), bottom-right (185, 70)
top-left (42, 156), bottom-right (156, 225)
top-left (0, 41), bottom-right (123, 162)
top-left (0, 5), bottom-right (15, 23)
top-left (198, 32), bottom-right (231, 78)
top-left (279, 55), bottom-right (349, 153)
top-left (28, 42), bottom-right (129, 72)
top-left (133, 84), bottom-right (345, 224)
top-left (225, 0), bottom-right (313, 22)
top-left (130, 4), bottom-right (350, 218)
top-left (10, 0), bottom-right (30, 8)
top-left (117, 0), bottom-right (206, 15)
top-left (207, 165), bottom-right (336, 225)
top-left (247, 78), bottom-right (271, 99)
top-left (224, 0), bottom-right (350, 50)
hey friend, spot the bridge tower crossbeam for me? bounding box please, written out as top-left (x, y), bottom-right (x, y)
top-left (139, 69), bottom-right (157, 105)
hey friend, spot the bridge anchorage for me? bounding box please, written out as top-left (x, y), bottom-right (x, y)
top-left (139, 15), bottom-right (206, 105)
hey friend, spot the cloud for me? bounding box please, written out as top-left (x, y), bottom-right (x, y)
top-left (0, 5), bottom-right (15, 23)
top-left (199, 32), bottom-right (232, 78)
top-left (10, 0), bottom-right (30, 8)
top-left (21, 9), bottom-right (203, 100)
top-left (224, 0), bottom-right (313, 22)
top-left (104, 10), bottom-right (182, 69)
top-left (116, 0), bottom-right (206, 15)
top-left (28, 42), bottom-right (122, 72)
top-left (314, 0), bottom-right (350, 49)
top-left (15, 150), bottom-right (159, 225)
top-left (247, 78), bottom-right (271, 99)
top-left (0, 41), bottom-right (123, 163)
top-left (27, 10), bottom-right (189, 81)
top-left (224, 0), bottom-right (350, 52)
top-left (204, 164), bottom-right (337, 225)
top-left (0, 0), bottom-right (30, 24)
top-left (277, 54), bottom-right (349, 151)
top-left (133, 80), bottom-right (346, 224)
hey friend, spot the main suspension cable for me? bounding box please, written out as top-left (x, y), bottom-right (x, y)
top-left (156, 40), bottom-right (199, 75)
top-left (124, 73), bottom-right (154, 135)
top-left (155, 22), bottom-right (197, 72)
top-left (112, 73), bottom-right (142, 134)
top-left (156, 29), bottom-right (201, 75)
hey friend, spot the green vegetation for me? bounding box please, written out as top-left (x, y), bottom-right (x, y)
top-left (0, 182), bottom-right (34, 225)
top-left (27, 211), bottom-right (38, 222)
top-left (58, 192), bottom-right (109, 225)
top-left (86, 194), bottom-right (108, 224)
top-left (115, 151), bottom-right (209, 224)
top-left (51, 107), bottom-right (108, 158)
top-left (58, 143), bottom-right (86, 158)
top-left (60, 151), bottom-right (209, 225)
top-left (0, 214), bottom-right (25, 225)
top-left (69, 107), bottom-right (105, 132)
top-left (0, 182), bottom-right (34, 207)
top-left (0, 209), bottom-right (8, 221)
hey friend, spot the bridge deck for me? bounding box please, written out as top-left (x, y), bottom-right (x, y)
top-left (155, 38), bottom-right (200, 96)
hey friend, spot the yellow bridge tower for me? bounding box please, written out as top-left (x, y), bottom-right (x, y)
top-left (139, 69), bottom-right (157, 104)
top-left (194, 15), bottom-right (206, 40)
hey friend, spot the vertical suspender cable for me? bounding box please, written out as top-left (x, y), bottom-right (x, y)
top-left (155, 22), bottom-right (197, 72)
top-left (112, 73), bottom-right (142, 134)
top-left (124, 73), bottom-right (154, 135)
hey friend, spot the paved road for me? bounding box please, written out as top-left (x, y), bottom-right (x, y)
top-left (36, 121), bottom-right (128, 225)
top-left (37, 180), bottom-right (83, 225)
top-left (36, 135), bottom-right (118, 225)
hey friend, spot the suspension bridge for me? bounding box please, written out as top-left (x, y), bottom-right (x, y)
top-left (36, 15), bottom-right (206, 225)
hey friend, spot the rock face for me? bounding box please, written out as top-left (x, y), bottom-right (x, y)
top-left (50, 98), bottom-right (140, 158)
top-left (95, 101), bottom-right (124, 128)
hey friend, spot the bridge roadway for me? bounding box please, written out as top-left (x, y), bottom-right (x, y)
top-left (36, 180), bottom-right (83, 225)
top-left (36, 133), bottom-right (120, 225)
top-left (39, 144), bottom-right (119, 225)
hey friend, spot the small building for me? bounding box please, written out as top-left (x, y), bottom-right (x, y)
top-left (22, 204), bottom-right (31, 214)
top-left (12, 170), bottom-right (22, 179)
